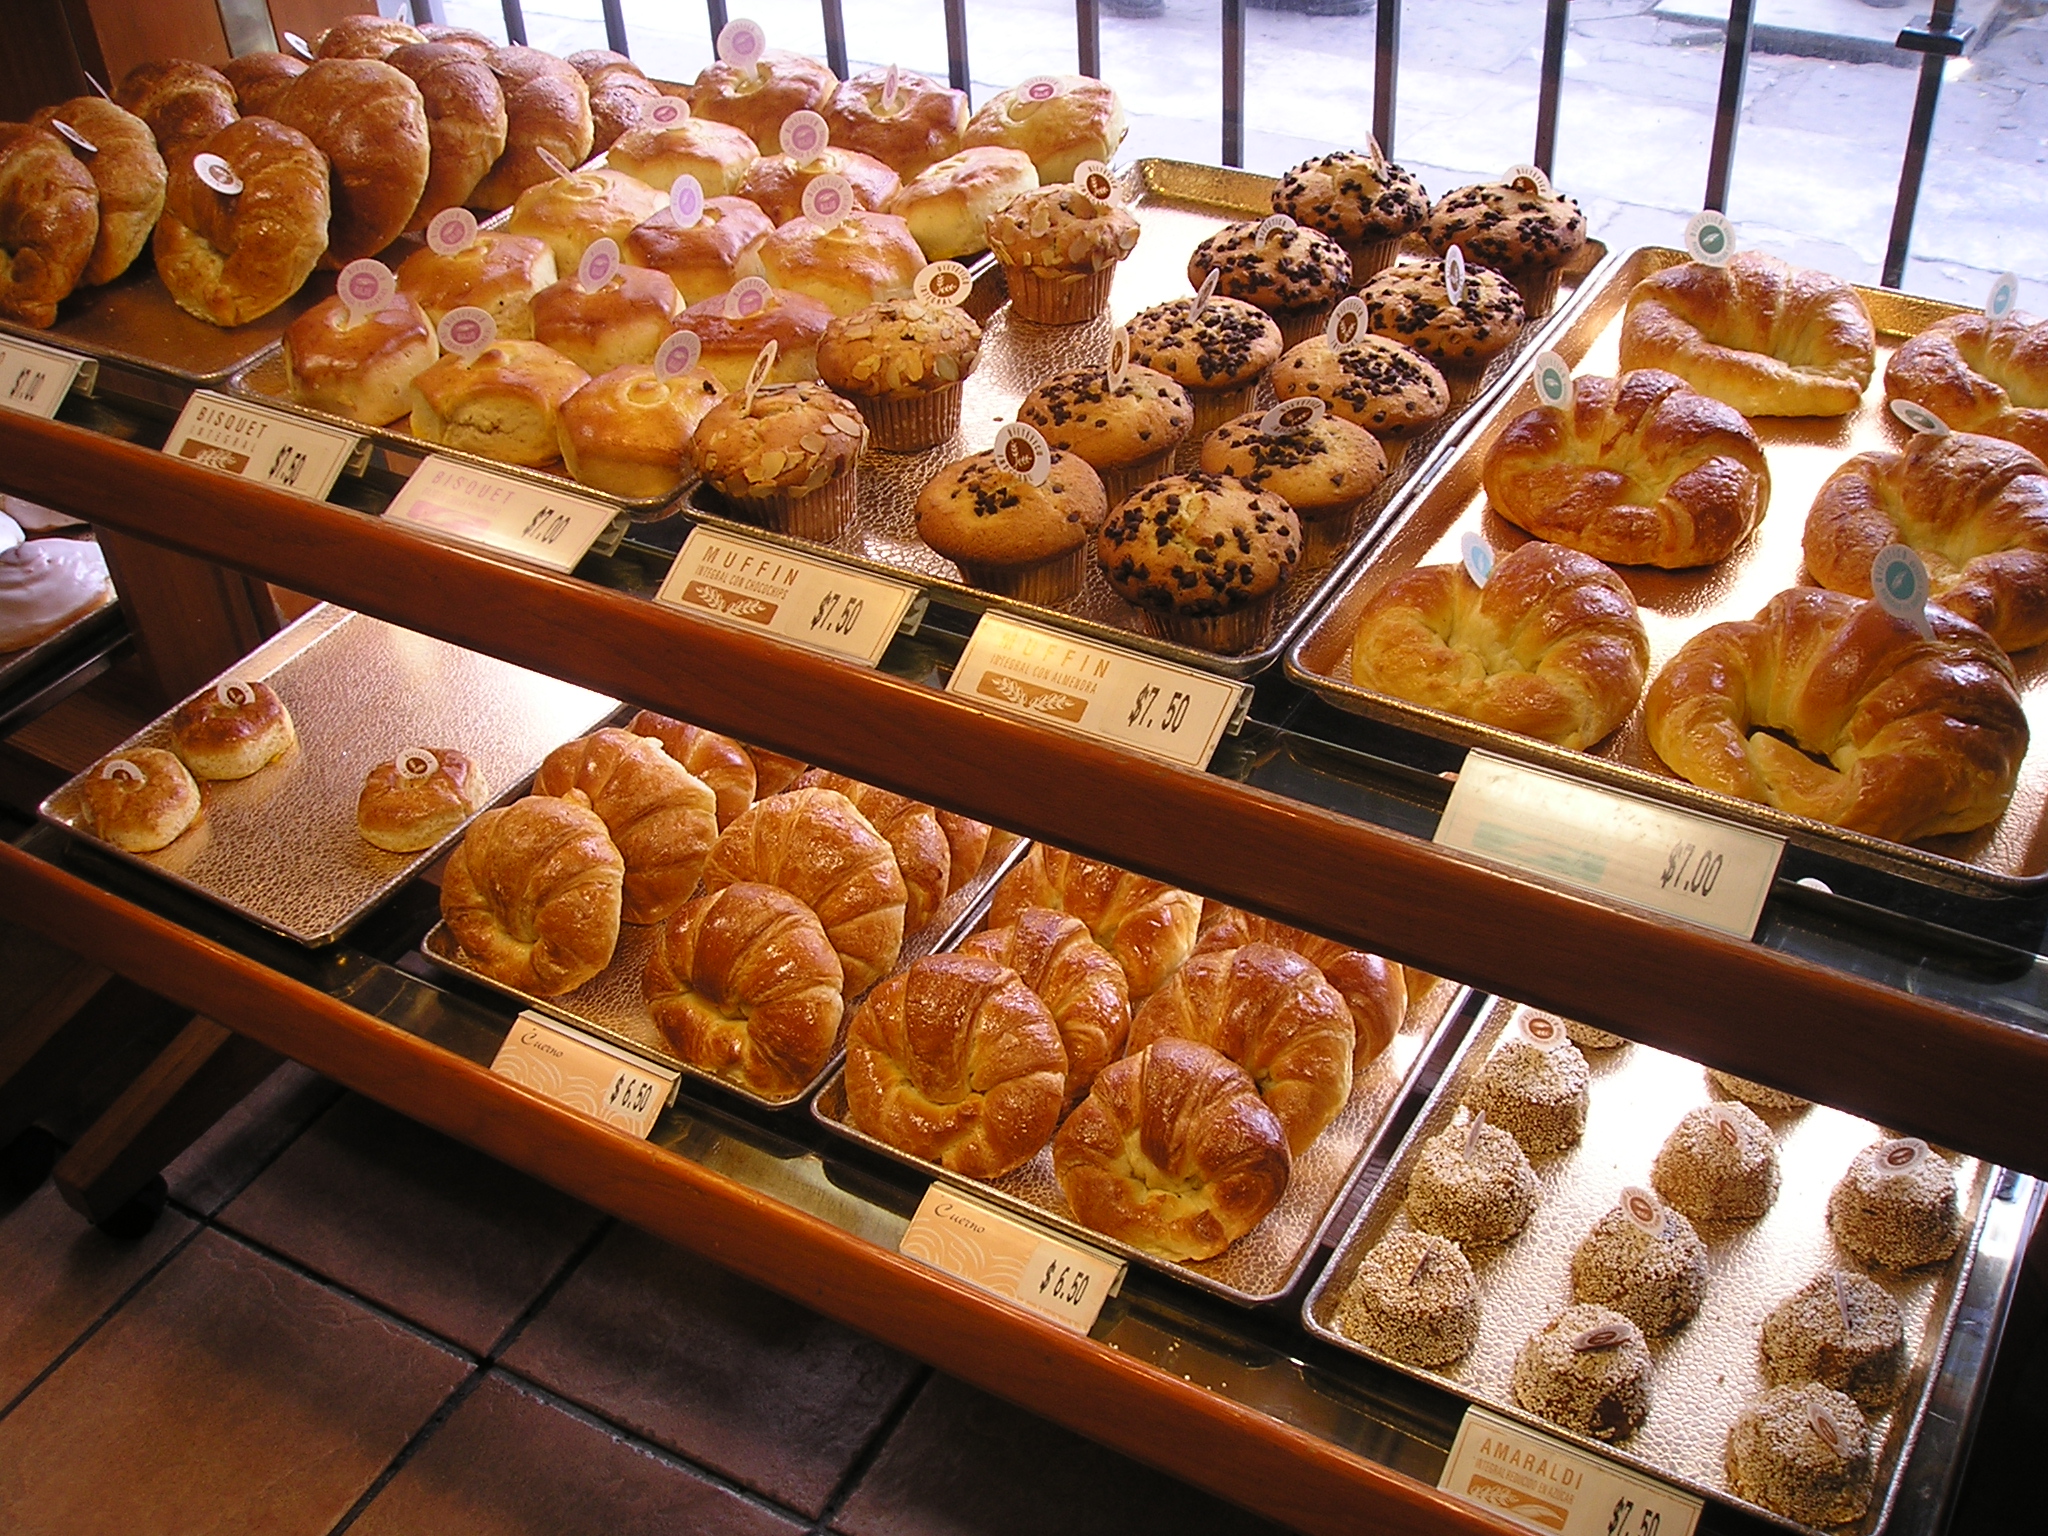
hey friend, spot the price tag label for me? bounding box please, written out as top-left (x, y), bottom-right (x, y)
top-left (946, 612), bottom-right (1249, 771)
top-left (162, 390), bottom-right (361, 500)
top-left (385, 455), bottom-right (618, 573)
top-left (656, 525), bottom-right (919, 667)
top-left (489, 1009), bottom-right (679, 1139)
top-left (1435, 750), bottom-right (1783, 939)
top-left (899, 1183), bottom-right (1123, 1334)
top-left (0, 334), bottom-right (87, 420)
top-left (1440, 1405), bottom-right (1702, 1536)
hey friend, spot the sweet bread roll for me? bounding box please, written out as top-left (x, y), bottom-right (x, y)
top-left (962, 75), bottom-right (1126, 184)
top-left (644, 881), bottom-right (844, 1097)
top-left (625, 711), bottom-right (756, 827)
top-left (152, 117), bottom-right (330, 326)
top-left (470, 46), bottom-right (593, 212)
top-left (1195, 906), bottom-right (1405, 1071)
top-left (565, 50), bottom-right (659, 155)
top-left (1482, 369), bottom-right (1772, 569)
top-left (623, 196), bottom-right (774, 305)
top-left (271, 58), bottom-right (431, 265)
top-left (29, 99), bottom-right (165, 288)
top-left (822, 67), bottom-right (968, 179)
top-left (115, 61), bottom-right (237, 156)
top-left (605, 116), bottom-right (759, 198)
top-left (386, 42), bottom-right (509, 227)
top-left (702, 786), bottom-right (908, 996)
top-left (674, 286), bottom-right (833, 393)
top-left (738, 148), bottom-right (900, 226)
top-left (793, 769), bottom-right (950, 933)
top-left (0, 125), bottom-right (99, 326)
top-left (988, 845), bottom-right (1201, 1000)
top-left (557, 363), bottom-right (722, 499)
top-left (960, 907), bottom-right (1130, 1111)
top-left (845, 953), bottom-right (1067, 1178)
top-left (687, 50), bottom-right (839, 153)
top-left (936, 812), bottom-right (992, 894)
top-left (81, 748), bottom-right (203, 854)
top-left (316, 15), bottom-right (425, 59)
top-left (533, 727), bottom-right (720, 924)
top-left (219, 53), bottom-right (306, 118)
top-left (1053, 1038), bottom-right (1291, 1261)
top-left (419, 24), bottom-right (496, 52)
top-left (531, 265), bottom-right (681, 374)
top-left (1128, 942), bottom-right (1354, 1155)
top-left (441, 790), bottom-right (624, 996)
top-left (1619, 251), bottom-right (1875, 418)
top-left (356, 747), bottom-right (489, 852)
top-left (284, 290), bottom-right (438, 426)
top-left (884, 146), bottom-right (1038, 262)
top-left (736, 210), bottom-right (924, 318)
top-left (1350, 540), bottom-right (1649, 750)
top-left (1887, 312), bottom-right (2048, 463)
top-left (1805, 431), bottom-right (2048, 652)
top-left (395, 231), bottom-right (557, 337)
top-left (408, 340), bottom-right (589, 467)
top-left (169, 678), bottom-right (295, 780)
top-left (1646, 587), bottom-right (2028, 841)
top-left (506, 166), bottom-right (666, 271)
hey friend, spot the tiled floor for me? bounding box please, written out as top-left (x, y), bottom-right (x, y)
top-left (0, 1066), bottom-right (1297, 1536)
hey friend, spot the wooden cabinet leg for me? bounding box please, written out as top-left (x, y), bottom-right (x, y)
top-left (93, 528), bottom-right (281, 705)
top-left (0, 925), bottom-right (115, 1149)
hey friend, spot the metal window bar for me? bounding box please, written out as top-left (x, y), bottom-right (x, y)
top-left (1704, 0), bottom-right (1756, 213)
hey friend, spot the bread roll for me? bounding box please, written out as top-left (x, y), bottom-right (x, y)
top-left (1053, 1038), bottom-right (1291, 1261)
top-left (1195, 906), bottom-right (1405, 1071)
top-left (152, 117), bottom-right (330, 326)
top-left (29, 99), bottom-right (164, 288)
top-left (533, 727), bottom-right (719, 924)
top-left (736, 209), bottom-right (927, 318)
top-left (673, 287), bottom-right (833, 393)
top-left (0, 125), bottom-right (99, 327)
top-left (283, 290), bottom-right (439, 426)
top-left (396, 231), bottom-right (557, 337)
top-left (846, 953), bottom-right (1067, 1177)
top-left (408, 340), bottom-right (590, 467)
top-left (169, 678), bottom-right (295, 780)
top-left (219, 53), bottom-right (306, 118)
top-left (470, 46), bottom-right (593, 212)
top-left (792, 769), bottom-right (950, 933)
top-left (557, 362), bottom-right (722, 499)
top-left (645, 881), bottom-right (844, 1096)
top-left (531, 264), bottom-right (680, 374)
top-left (822, 67), bottom-right (967, 179)
top-left (605, 116), bottom-right (759, 198)
top-left (738, 148), bottom-right (900, 226)
top-left (506, 166), bottom-right (666, 271)
top-left (988, 845), bottom-right (1201, 1000)
top-left (441, 791), bottom-right (623, 996)
top-left (1886, 312), bottom-right (2048, 463)
top-left (115, 61), bottom-right (237, 156)
top-left (960, 907), bottom-right (1130, 1111)
top-left (356, 747), bottom-right (489, 852)
top-left (566, 50), bottom-right (659, 155)
top-left (81, 748), bottom-right (202, 854)
top-left (419, 24), bottom-right (495, 52)
top-left (386, 42), bottom-right (509, 227)
top-left (962, 75), bottom-right (1126, 184)
top-left (885, 146), bottom-right (1037, 261)
top-left (625, 710), bottom-right (756, 827)
top-left (271, 58), bottom-right (432, 265)
top-left (316, 16), bottom-right (425, 59)
top-left (687, 49), bottom-right (840, 153)
top-left (623, 196), bottom-right (774, 305)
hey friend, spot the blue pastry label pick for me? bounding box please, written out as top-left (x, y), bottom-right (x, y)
top-left (1871, 543), bottom-right (1933, 637)
top-left (1684, 211), bottom-right (1736, 267)
top-left (1532, 349), bottom-right (1573, 411)
top-left (1987, 272), bottom-right (2021, 321)
top-left (1460, 530), bottom-right (1495, 589)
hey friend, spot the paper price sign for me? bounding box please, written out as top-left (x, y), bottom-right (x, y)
top-left (162, 390), bottom-right (361, 500)
top-left (656, 526), bottom-right (918, 666)
top-left (490, 1010), bottom-right (679, 1140)
top-left (385, 455), bottom-right (617, 574)
top-left (1435, 750), bottom-right (1783, 939)
top-left (1440, 1406), bottom-right (1701, 1536)
top-left (899, 1183), bottom-right (1122, 1334)
top-left (946, 613), bottom-right (1248, 771)
top-left (0, 334), bottom-right (88, 420)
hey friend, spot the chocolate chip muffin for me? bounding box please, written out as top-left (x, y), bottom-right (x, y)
top-left (916, 447), bottom-right (1107, 602)
top-left (1426, 178), bottom-right (1587, 319)
top-left (818, 297), bottom-right (983, 450)
top-left (1199, 406), bottom-right (1388, 565)
top-left (1187, 218), bottom-right (1352, 348)
top-left (1272, 143), bottom-right (1430, 280)
top-left (986, 183), bottom-right (1140, 324)
top-left (692, 380), bottom-right (868, 540)
top-left (1271, 333), bottom-right (1450, 456)
top-left (1096, 472), bottom-right (1301, 653)
top-left (1361, 259), bottom-right (1526, 403)
top-left (1127, 294), bottom-right (1284, 441)
top-left (1017, 364), bottom-right (1191, 501)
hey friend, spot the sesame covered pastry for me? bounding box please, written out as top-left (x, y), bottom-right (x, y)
top-left (1271, 333), bottom-right (1450, 452)
top-left (1188, 219), bottom-right (1352, 348)
top-left (557, 364), bottom-right (723, 499)
top-left (1426, 178), bottom-right (1587, 318)
top-left (737, 147), bottom-right (901, 226)
top-left (504, 166), bottom-right (666, 272)
top-left (818, 297), bottom-right (982, 449)
top-left (1512, 1305), bottom-right (1652, 1442)
top-left (692, 381), bottom-right (868, 541)
top-left (916, 448), bottom-right (1108, 603)
top-left (408, 341), bottom-right (590, 468)
top-left (1096, 472), bottom-right (1302, 653)
top-left (1017, 365), bottom-right (1192, 501)
top-left (396, 231), bottom-right (558, 337)
top-left (1335, 1231), bottom-right (1480, 1367)
top-left (686, 49), bottom-right (840, 154)
top-left (1760, 1271), bottom-right (1906, 1408)
top-left (605, 116), bottom-right (760, 198)
top-left (1570, 1198), bottom-right (1708, 1337)
top-left (624, 197), bottom-right (775, 306)
top-left (822, 67), bottom-right (968, 179)
top-left (530, 265), bottom-right (682, 375)
top-left (1404, 1111), bottom-right (1539, 1247)
top-left (1651, 1102), bottom-right (1781, 1223)
top-left (1827, 1138), bottom-right (1962, 1269)
top-left (673, 287), bottom-right (834, 393)
top-left (1726, 1384), bottom-right (1875, 1527)
top-left (1465, 1031), bottom-right (1591, 1152)
top-left (1272, 143), bottom-right (1430, 279)
top-left (961, 75), bottom-right (1127, 184)
top-left (1200, 408), bottom-right (1389, 565)
top-left (886, 146), bottom-right (1040, 261)
top-left (737, 209), bottom-right (925, 317)
top-left (1361, 258), bottom-right (1526, 399)
top-left (985, 184), bottom-right (1140, 325)
top-left (1127, 295), bottom-right (1284, 438)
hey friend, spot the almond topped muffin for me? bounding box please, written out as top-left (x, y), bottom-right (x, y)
top-left (692, 380), bottom-right (868, 540)
top-left (818, 297), bottom-right (983, 449)
top-left (986, 183), bottom-right (1140, 324)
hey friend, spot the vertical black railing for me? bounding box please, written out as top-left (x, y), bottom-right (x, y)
top-left (1884, 1), bottom-right (1967, 288)
top-left (707, 0), bottom-right (729, 48)
top-left (499, 0), bottom-right (527, 47)
top-left (1373, 0), bottom-right (1401, 158)
top-left (821, 0), bottom-right (849, 79)
top-left (1703, 0), bottom-right (1755, 212)
top-left (1222, 0), bottom-right (1246, 169)
top-left (1534, 0), bottom-right (1570, 176)
top-left (1078, 0), bottom-right (1101, 80)
top-left (943, 0), bottom-right (970, 93)
top-left (599, 0), bottom-right (629, 54)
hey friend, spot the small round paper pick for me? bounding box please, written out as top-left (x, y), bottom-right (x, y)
top-left (1987, 271), bottom-right (2021, 322)
top-left (576, 238), bottom-right (621, 292)
top-left (439, 306), bottom-right (496, 362)
top-left (1807, 1404), bottom-right (1846, 1456)
top-left (669, 173), bottom-right (705, 227)
top-left (1706, 1103), bottom-right (1745, 1147)
top-left (338, 259), bottom-right (395, 324)
top-left (1013, 76), bottom-right (1062, 114)
top-left (1258, 397), bottom-right (1325, 437)
top-left (1444, 244), bottom-right (1468, 306)
top-left (883, 63), bottom-right (901, 112)
top-left (1107, 326), bottom-right (1131, 391)
top-left (780, 110), bottom-right (829, 165)
top-left (426, 206), bottom-right (478, 256)
top-left (1517, 1010), bottom-right (1563, 1048)
top-left (1504, 162), bottom-right (1551, 196)
top-left (724, 276), bottom-right (771, 320)
top-left (1870, 543), bottom-right (1933, 638)
top-left (216, 680), bottom-right (257, 708)
top-left (1460, 532), bottom-right (1496, 588)
top-left (1571, 1324), bottom-right (1630, 1353)
top-left (1532, 349), bottom-right (1573, 412)
top-left (395, 748), bottom-right (440, 782)
top-left (655, 329), bottom-right (703, 379)
top-left (1878, 1136), bottom-right (1930, 1175)
top-left (1889, 397), bottom-right (1950, 437)
top-left (1074, 160), bottom-right (1117, 204)
top-left (1325, 295), bottom-right (1369, 350)
top-left (993, 422), bottom-right (1052, 486)
top-left (1189, 266), bottom-right (1220, 323)
top-left (101, 757), bottom-right (144, 783)
top-left (535, 146), bottom-right (574, 180)
top-left (83, 71), bottom-right (111, 100)
top-left (718, 18), bottom-right (768, 75)
top-left (1684, 210), bottom-right (1736, 267)
top-left (282, 31), bottom-right (314, 60)
top-left (1256, 212), bottom-right (1294, 245)
top-left (743, 339), bottom-right (779, 413)
top-left (1620, 1186), bottom-right (1663, 1237)
top-left (194, 153), bottom-right (242, 196)
top-left (914, 261), bottom-right (972, 306)
top-left (801, 174), bottom-right (854, 228)
top-left (50, 119), bottom-right (98, 155)
top-left (639, 95), bottom-right (688, 129)
top-left (1461, 1108), bottom-right (1488, 1158)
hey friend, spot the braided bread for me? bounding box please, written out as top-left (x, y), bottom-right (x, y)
top-left (532, 728), bottom-right (718, 925)
top-left (987, 845), bottom-right (1202, 1000)
top-left (960, 907), bottom-right (1131, 1112)
top-left (1886, 312), bottom-right (2048, 462)
top-left (1195, 906), bottom-right (1404, 1071)
top-left (441, 792), bottom-right (623, 996)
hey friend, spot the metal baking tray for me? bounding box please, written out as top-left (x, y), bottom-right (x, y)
top-left (38, 604), bottom-right (618, 946)
top-left (1303, 996), bottom-right (1997, 1536)
top-left (678, 158), bottom-right (1611, 681)
top-left (1284, 246), bottom-right (2047, 895)
top-left (809, 860), bottom-right (1473, 1306)
top-left (0, 562), bottom-right (119, 693)
top-left (420, 831), bottom-right (1028, 1110)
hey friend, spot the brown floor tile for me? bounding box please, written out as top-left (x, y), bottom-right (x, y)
top-left (165, 1061), bottom-right (342, 1216)
top-left (218, 1094), bottom-right (604, 1354)
top-left (832, 1374), bottom-right (1295, 1536)
top-left (500, 1223), bottom-right (922, 1518)
top-left (0, 1228), bottom-right (468, 1536)
top-left (349, 1372), bottom-right (806, 1536)
top-left (0, 1183), bottom-right (194, 1406)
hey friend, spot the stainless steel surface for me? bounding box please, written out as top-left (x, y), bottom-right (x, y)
top-left (39, 605), bottom-right (618, 946)
top-left (1303, 996), bottom-right (1999, 1536)
top-left (1285, 246), bottom-right (2048, 894)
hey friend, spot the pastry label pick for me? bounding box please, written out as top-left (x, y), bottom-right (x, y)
top-left (1259, 397), bottom-right (1325, 437)
top-left (193, 153), bottom-right (242, 196)
top-left (1256, 212), bottom-right (1295, 245)
top-left (426, 206), bottom-right (478, 255)
top-left (100, 757), bottom-right (144, 783)
top-left (801, 173), bottom-right (854, 228)
top-left (1107, 325), bottom-right (1131, 391)
top-left (780, 109), bottom-right (829, 166)
top-left (654, 329), bottom-right (702, 379)
top-left (1012, 76), bottom-right (1062, 116)
top-left (993, 422), bottom-right (1052, 487)
top-left (742, 340), bottom-right (778, 413)
top-left (1621, 1186), bottom-right (1664, 1236)
top-left (1705, 1103), bottom-right (1745, 1147)
top-left (338, 259), bottom-right (395, 325)
top-left (50, 119), bottom-right (98, 155)
top-left (216, 680), bottom-right (256, 709)
top-left (394, 747), bottom-right (440, 781)
top-left (1889, 397), bottom-right (1950, 437)
top-left (1074, 159), bottom-right (1118, 204)
top-left (1408, 1245), bottom-right (1435, 1286)
top-left (1444, 244), bottom-right (1468, 307)
top-left (1871, 543), bottom-right (1933, 638)
top-left (717, 18), bottom-right (768, 77)
top-left (724, 276), bottom-right (771, 320)
top-left (1807, 1404), bottom-right (1846, 1457)
top-left (1189, 266), bottom-right (1220, 323)
top-left (668, 172), bottom-right (705, 226)
top-left (1517, 1011), bottom-right (1565, 1050)
top-left (1570, 1324), bottom-right (1631, 1353)
top-left (1685, 210), bottom-right (1736, 267)
top-left (1326, 295), bottom-right (1369, 350)
top-left (1462, 1108), bottom-right (1488, 1158)
top-left (1878, 1136), bottom-right (1930, 1175)
top-left (1459, 530), bottom-right (1495, 589)
top-left (1833, 1271), bottom-right (1857, 1331)
top-left (914, 261), bottom-right (972, 306)
top-left (1504, 162), bottom-right (1552, 196)
top-left (1987, 271), bottom-right (2020, 321)
top-left (535, 146), bottom-right (574, 180)
top-left (639, 94), bottom-right (688, 129)
top-left (1532, 349), bottom-right (1574, 412)
top-left (882, 62), bottom-right (901, 112)
top-left (576, 238), bottom-right (620, 292)
top-left (439, 306), bottom-right (496, 362)
top-left (282, 31), bottom-right (314, 60)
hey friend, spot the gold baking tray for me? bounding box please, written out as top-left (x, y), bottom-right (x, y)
top-left (1284, 247), bottom-right (2048, 894)
top-left (808, 859), bottom-right (1473, 1307)
top-left (419, 832), bottom-right (1027, 1111)
top-left (1302, 996), bottom-right (1997, 1536)
top-left (678, 159), bottom-right (1611, 681)
top-left (37, 604), bottom-right (618, 946)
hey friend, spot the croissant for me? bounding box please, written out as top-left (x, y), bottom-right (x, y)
top-left (959, 907), bottom-right (1130, 1112)
top-left (936, 809), bottom-right (993, 894)
top-left (1481, 369), bottom-right (1770, 568)
top-left (644, 881), bottom-right (844, 1098)
top-left (1618, 251), bottom-right (1875, 417)
top-left (1196, 906), bottom-right (1404, 1071)
top-left (1804, 431), bottom-right (2048, 652)
top-left (746, 744), bottom-right (809, 797)
top-left (1886, 312), bottom-right (2048, 463)
top-left (441, 791), bottom-right (623, 996)
top-left (534, 728), bottom-right (719, 925)
top-left (1053, 1039), bottom-right (1292, 1261)
top-left (795, 769), bottom-right (951, 933)
top-left (627, 709), bottom-right (758, 828)
top-left (987, 845), bottom-right (1202, 1000)
top-left (1350, 539), bottom-right (1649, 750)
top-left (701, 786), bottom-right (908, 996)
top-left (1645, 587), bottom-right (2028, 842)
top-left (845, 954), bottom-right (1067, 1178)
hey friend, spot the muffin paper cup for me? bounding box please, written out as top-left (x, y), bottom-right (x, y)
top-left (1502, 262), bottom-right (1565, 323)
top-left (1274, 302), bottom-right (1338, 351)
top-left (1190, 380), bottom-right (1262, 442)
top-left (1436, 360), bottom-right (1493, 409)
top-left (727, 469), bottom-right (859, 543)
top-left (1342, 236), bottom-right (1405, 284)
top-left (1144, 591), bottom-right (1280, 655)
top-left (1097, 446), bottom-right (1181, 505)
top-left (860, 384), bottom-right (964, 452)
top-left (1297, 498), bottom-right (1368, 567)
top-left (958, 544), bottom-right (1086, 606)
top-left (1003, 264), bottom-right (1118, 326)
